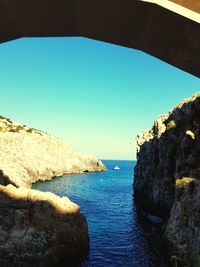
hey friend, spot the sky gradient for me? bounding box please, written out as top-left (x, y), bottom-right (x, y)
top-left (0, 37), bottom-right (200, 160)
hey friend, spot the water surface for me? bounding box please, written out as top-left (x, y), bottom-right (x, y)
top-left (33, 160), bottom-right (169, 267)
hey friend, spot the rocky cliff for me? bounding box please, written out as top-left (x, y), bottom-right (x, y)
top-left (0, 115), bottom-right (106, 266)
top-left (0, 116), bottom-right (106, 188)
top-left (134, 93), bottom-right (200, 265)
top-left (0, 184), bottom-right (89, 267)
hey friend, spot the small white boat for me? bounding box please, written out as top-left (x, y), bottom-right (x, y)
top-left (114, 166), bottom-right (120, 170)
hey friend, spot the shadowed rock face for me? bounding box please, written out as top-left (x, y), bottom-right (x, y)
top-left (0, 116), bottom-right (106, 188)
top-left (134, 112), bottom-right (176, 219)
top-left (0, 185), bottom-right (89, 267)
top-left (164, 179), bottom-right (200, 265)
top-left (134, 93), bottom-right (200, 264)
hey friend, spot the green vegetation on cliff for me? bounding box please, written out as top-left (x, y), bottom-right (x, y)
top-left (134, 92), bottom-right (200, 267)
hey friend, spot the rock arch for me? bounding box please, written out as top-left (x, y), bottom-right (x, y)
top-left (1, 0), bottom-right (200, 77)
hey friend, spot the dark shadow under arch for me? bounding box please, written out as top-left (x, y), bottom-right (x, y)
top-left (0, 0), bottom-right (200, 77)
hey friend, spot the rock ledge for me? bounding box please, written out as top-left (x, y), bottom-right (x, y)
top-left (0, 184), bottom-right (89, 267)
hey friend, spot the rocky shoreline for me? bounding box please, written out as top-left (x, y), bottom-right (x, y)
top-left (134, 93), bottom-right (200, 266)
top-left (0, 116), bottom-right (106, 266)
top-left (0, 117), bottom-right (105, 188)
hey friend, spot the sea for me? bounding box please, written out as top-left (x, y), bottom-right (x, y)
top-left (33, 160), bottom-right (169, 267)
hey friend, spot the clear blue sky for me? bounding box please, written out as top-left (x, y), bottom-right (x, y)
top-left (0, 37), bottom-right (200, 160)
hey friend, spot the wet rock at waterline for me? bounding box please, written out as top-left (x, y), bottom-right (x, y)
top-left (0, 185), bottom-right (89, 267)
top-left (134, 93), bottom-right (200, 265)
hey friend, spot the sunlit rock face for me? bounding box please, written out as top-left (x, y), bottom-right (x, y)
top-left (134, 93), bottom-right (200, 264)
top-left (0, 185), bottom-right (89, 267)
top-left (0, 116), bottom-right (106, 188)
top-left (170, 0), bottom-right (200, 13)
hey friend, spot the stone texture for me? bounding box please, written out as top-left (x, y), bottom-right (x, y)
top-left (134, 113), bottom-right (175, 219)
top-left (0, 116), bottom-right (106, 188)
top-left (164, 179), bottom-right (200, 265)
top-left (170, 0), bottom-right (200, 13)
top-left (0, 184), bottom-right (89, 267)
top-left (134, 93), bottom-right (200, 264)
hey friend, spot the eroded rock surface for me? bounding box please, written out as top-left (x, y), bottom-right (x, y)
top-left (164, 178), bottom-right (200, 265)
top-left (0, 184), bottom-right (89, 267)
top-left (0, 116), bottom-right (106, 188)
top-left (134, 93), bottom-right (200, 264)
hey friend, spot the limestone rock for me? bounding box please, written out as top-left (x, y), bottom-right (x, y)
top-left (134, 113), bottom-right (175, 219)
top-left (0, 116), bottom-right (106, 188)
top-left (0, 184), bottom-right (89, 267)
top-left (164, 179), bottom-right (200, 265)
top-left (134, 92), bottom-right (200, 263)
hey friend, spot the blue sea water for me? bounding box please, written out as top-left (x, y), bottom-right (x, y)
top-left (33, 160), bottom-right (169, 267)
